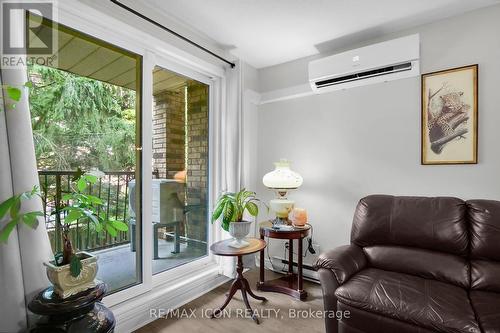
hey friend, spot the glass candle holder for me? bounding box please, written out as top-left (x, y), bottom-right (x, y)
top-left (289, 207), bottom-right (307, 226)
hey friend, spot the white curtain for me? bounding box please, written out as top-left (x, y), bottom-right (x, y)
top-left (212, 60), bottom-right (246, 277)
top-left (0, 67), bottom-right (53, 332)
top-left (213, 60), bottom-right (258, 277)
top-left (222, 62), bottom-right (244, 195)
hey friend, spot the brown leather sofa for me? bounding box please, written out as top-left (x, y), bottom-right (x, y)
top-left (315, 195), bottom-right (500, 333)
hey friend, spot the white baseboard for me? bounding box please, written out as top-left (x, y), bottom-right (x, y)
top-left (260, 257), bottom-right (319, 283)
top-left (112, 266), bottom-right (230, 332)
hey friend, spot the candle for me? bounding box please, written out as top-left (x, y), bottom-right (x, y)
top-left (289, 207), bottom-right (308, 226)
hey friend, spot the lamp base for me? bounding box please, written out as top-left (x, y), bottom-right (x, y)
top-left (269, 198), bottom-right (294, 225)
top-left (272, 216), bottom-right (290, 226)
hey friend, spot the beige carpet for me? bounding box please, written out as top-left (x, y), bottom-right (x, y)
top-left (135, 269), bottom-right (326, 333)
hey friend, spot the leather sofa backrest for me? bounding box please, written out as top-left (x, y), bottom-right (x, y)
top-left (468, 199), bottom-right (500, 292)
top-left (352, 195), bottom-right (469, 254)
top-left (351, 195), bottom-right (470, 287)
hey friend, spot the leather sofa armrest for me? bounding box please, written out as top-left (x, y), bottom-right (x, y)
top-left (314, 244), bottom-right (367, 284)
top-left (317, 268), bottom-right (340, 333)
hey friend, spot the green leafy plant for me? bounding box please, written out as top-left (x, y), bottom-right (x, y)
top-left (7, 86), bottom-right (21, 102)
top-left (1, 82), bottom-right (32, 110)
top-left (211, 189), bottom-right (263, 232)
top-left (57, 171), bottom-right (129, 277)
top-left (0, 186), bottom-right (44, 243)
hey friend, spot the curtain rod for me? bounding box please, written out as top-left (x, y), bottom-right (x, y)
top-left (109, 0), bottom-right (236, 68)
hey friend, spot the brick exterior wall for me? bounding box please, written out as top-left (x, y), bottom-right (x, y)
top-left (152, 90), bottom-right (185, 179)
top-left (151, 82), bottom-right (209, 244)
top-left (186, 82), bottom-right (209, 243)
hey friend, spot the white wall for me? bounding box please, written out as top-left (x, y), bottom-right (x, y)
top-left (256, 4), bottom-right (500, 254)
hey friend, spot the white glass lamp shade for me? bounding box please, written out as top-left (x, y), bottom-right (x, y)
top-left (263, 159), bottom-right (303, 189)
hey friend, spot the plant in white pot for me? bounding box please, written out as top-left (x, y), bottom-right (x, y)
top-left (211, 189), bottom-right (262, 248)
top-left (45, 169), bottom-right (129, 299)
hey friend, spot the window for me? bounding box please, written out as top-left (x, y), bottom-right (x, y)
top-left (150, 66), bottom-right (209, 275)
top-left (27, 14), bottom-right (142, 293)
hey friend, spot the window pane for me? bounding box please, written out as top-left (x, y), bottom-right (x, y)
top-left (27, 14), bottom-right (142, 293)
top-left (151, 66), bottom-right (209, 275)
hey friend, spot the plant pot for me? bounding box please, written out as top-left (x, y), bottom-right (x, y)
top-left (44, 251), bottom-right (98, 299)
top-left (228, 221), bottom-right (252, 248)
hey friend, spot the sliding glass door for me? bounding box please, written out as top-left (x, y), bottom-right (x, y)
top-left (24, 10), bottom-right (215, 301)
top-left (26, 13), bottom-right (142, 293)
top-left (150, 65), bottom-right (209, 275)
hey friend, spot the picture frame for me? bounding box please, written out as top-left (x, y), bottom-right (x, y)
top-left (421, 64), bottom-right (478, 165)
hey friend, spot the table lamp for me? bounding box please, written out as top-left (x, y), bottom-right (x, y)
top-left (263, 159), bottom-right (303, 225)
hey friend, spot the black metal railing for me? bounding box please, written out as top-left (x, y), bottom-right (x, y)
top-left (38, 170), bottom-right (146, 253)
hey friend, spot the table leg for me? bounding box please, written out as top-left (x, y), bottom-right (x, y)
top-left (211, 279), bottom-right (240, 317)
top-left (243, 278), bottom-right (267, 302)
top-left (256, 228), bottom-right (309, 301)
top-left (259, 233), bottom-right (265, 285)
top-left (241, 283), bottom-right (259, 324)
top-left (298, 237), bottom-right (303, 292)
top-left (212, 256), bottom-right (266, 324)
top-left (288, 239), bottom-right (294, 288)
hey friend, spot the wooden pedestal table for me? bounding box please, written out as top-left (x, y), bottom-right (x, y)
top-left (210, 238), bottom-right (268, 324)
top-left (257, 221), bottom-right (311, 300)
top-left (28, 282), bottom-right (115, 333)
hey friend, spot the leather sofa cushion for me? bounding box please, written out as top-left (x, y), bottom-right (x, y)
top-left (337, 302), bottom-right (437, 333)
top-left (470, 291), bottom-right (500, 333)
top-left (363, 245), bottom-right (469, 288)
top-left (468, 200), bottom-right (500, 260)
top-left (471, 260), bottom-right (500, 292)
top-left (352, 195), bottom-right (468, 255)
top-left (335, 268), bottom-right (480, 333)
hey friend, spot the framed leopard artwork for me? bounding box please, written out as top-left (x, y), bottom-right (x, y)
top-left (421, 64), bottom-right (478, 165)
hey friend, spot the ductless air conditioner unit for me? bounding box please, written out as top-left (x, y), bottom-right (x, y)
top-left (308, 34), bottom-right (420, 93)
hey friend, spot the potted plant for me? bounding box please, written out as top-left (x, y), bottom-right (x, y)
top-left (211, 189), bottom-right (262, 248)
top-left (44, 170), bottom-right (129, 299)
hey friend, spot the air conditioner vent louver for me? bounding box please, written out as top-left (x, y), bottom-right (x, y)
top-left (308, 34), bottom-right (420, 93)
top-left (315, 62), bottom-right (412, 88)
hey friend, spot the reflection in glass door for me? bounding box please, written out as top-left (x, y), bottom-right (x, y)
top-left (150, 66), bottom-right (209, 275)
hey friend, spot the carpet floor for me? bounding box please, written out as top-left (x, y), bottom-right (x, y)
top-left (135, 269), bottom-right (325, 333)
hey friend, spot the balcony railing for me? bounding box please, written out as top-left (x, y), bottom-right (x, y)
top-left (38, 170), bottom-right (158, 253)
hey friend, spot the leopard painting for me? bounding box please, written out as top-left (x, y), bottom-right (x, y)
top-left (427, 91), bottom-right (470, 154)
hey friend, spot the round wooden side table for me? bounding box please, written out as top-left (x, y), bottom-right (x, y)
top-left (210, 238), bottom-right (267, 324)
top-left (257, 221), bottom-right (311, 300)
top-left (28, 282), bottom-right (115, 333)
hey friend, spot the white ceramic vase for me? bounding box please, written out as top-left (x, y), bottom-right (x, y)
top-left (228, 221), bottom-right (252, 248)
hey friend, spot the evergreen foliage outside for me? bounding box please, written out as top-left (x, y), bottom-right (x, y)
top-left (28, 64), bottom-right (136, 171)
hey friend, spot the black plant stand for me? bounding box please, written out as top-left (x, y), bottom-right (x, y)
top-left (28, 282), bottom-right (115, 333)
